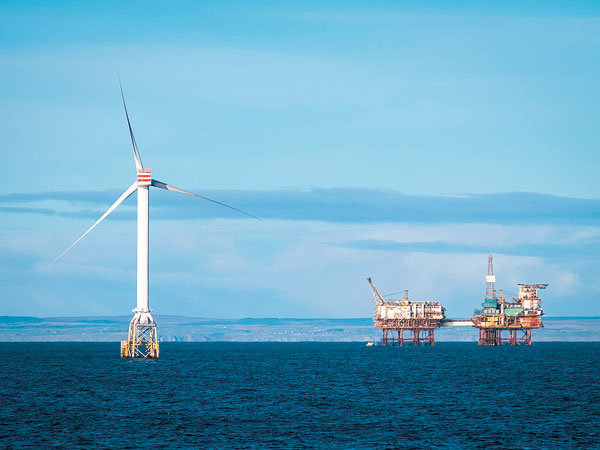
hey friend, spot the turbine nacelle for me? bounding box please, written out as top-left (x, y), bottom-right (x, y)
top-left (137, 168), bottom-right (152, 186)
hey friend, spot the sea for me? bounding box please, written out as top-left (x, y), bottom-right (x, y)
top-left (0, 342), bottom-right (598, 449)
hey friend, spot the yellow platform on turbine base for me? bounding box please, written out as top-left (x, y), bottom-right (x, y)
top-left (120, 322), bottom-right (159, 358)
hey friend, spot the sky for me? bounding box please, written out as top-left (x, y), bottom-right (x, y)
top-left (1, 0), bottom-right (599, 318)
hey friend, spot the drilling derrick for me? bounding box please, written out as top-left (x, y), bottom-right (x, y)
top-left (473, 256), bottom-right (547, 346)
top-left (485, 255), bottom-right (497, 300)
top-left (368, 277), bottom-right (445, 346)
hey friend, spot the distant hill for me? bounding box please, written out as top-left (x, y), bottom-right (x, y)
top-left (0, 316), bottom-right (598, 342)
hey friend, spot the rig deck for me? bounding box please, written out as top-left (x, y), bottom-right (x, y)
top-left (368, 278), bottom-right (445, 346)
top-left (473, 283), bottom-right (547, 346)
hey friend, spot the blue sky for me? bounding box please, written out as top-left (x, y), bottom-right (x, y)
top-left (1, 1), bottom-right (599, 318)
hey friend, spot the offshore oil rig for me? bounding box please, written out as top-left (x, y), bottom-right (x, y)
top-left (472, 256), bottom-right (547, 346)
top-left (369, 255), bottom-right (548, 346)
top-left (367, 277), bottom-right (445, 346)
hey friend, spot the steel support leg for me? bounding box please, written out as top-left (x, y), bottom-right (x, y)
top-left (121, 322), bottom-right (159, 358)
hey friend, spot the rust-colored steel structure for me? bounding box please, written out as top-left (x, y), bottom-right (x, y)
top-left (367, 257), bottom-right (548, 347)
top-left (381, 327), bottom-right (436, 346)
top-left (473, 256), bottom-right (547, 346)
top-left (477, 327), bottom-right (534, 346)
top-left (368, 278), bottom-right (445, 346)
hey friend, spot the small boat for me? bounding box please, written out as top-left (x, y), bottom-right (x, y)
top-left (365, 341), bottom-right (375, 347)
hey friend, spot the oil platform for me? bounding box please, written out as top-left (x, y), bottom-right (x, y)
top-left (368, 255), bottom-right (548, 346)
top-left (368, 277), bottom-right (445, 346)
top-left (472, 256), bottom-right (547, 346)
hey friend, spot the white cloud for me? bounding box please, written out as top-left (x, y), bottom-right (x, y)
top-left (0, 216), bottom-right (598, 317)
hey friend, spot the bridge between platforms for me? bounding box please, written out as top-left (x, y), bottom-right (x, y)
top-left (440, 319), bottom-right (474, 327)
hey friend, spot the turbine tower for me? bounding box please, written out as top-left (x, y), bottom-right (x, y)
top-left (51, 81), bottom-right (258, 358)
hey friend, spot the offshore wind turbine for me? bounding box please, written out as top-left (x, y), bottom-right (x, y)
top-left (51, 82), bottom-right (259, 358)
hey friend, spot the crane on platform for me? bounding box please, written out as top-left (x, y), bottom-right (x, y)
top-left (367, 277), bottom-right (386, 305)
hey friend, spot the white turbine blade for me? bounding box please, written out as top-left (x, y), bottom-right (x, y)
top-left (118, 76), bottom-right (144, 170)
top-left (151, 179), bottom-right (261, 221)
top-left (49, 183), bottom-right (138, 266)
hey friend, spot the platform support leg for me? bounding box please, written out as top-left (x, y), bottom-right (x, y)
top-left (121, 321), bottom-right (159, 358)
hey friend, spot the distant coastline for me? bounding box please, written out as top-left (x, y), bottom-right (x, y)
top-left (0, 316), bottom-right (598, 342)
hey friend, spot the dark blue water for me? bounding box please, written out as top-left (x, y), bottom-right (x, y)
top-left (0, 343), bottom-right (598, 449)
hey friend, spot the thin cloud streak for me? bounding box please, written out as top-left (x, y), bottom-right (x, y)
top-left (1, 189), bottom-right (599, 224)
top-left (332, 238), bottom-right (600, 260)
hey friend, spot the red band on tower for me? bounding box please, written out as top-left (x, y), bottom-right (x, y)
top-left (137, 168), bottom-right (152, 185)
